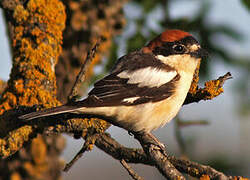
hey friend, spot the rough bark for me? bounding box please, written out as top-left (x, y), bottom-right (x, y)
top-left (0, 0), bottom-right (66, 179)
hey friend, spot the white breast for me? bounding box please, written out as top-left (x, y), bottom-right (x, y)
top-left (107, 70), bottom-right (195, 132)
top-left (127, 71), bottom-right (194, 132)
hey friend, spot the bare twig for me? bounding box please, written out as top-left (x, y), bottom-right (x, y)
top-left (120, 159), bottom-right (144, 180)
top-left (177, 120), bottom-right (209, 127)
top-left (168, 156), bottom-right (228, 180)
top-left (63, 141), bottom-right (88, 172)
top-left (217, 72), bottom-right (233, 86)
top-left (68, 40), bottom-right (102, 102)
top-left (63, 133), bottom-right (99, 171)
top-left (94, 133), bottom-right (152, 165)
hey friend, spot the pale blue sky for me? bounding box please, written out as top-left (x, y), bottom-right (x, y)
top-left (0, 9), bottom-right (11, 80)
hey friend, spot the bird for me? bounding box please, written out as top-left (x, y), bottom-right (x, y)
top-left (19, 29), bottom-right (207, 134)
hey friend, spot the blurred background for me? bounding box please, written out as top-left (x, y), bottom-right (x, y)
top-left (0, 0), bottom-right (250, 179)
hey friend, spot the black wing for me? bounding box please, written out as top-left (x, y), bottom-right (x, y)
top-left (75, 50), bottom-right (180, 107)
top-left (77, 72), bottom-right (180, 107)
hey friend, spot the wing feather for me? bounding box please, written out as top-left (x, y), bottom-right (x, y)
top-left (76, 50), bottom-right (180, 107)
top-left (81, 69), bottom-right (180, 107)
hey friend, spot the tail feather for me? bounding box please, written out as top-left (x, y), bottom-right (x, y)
top-left (19, 105), bottom-right (78, 121)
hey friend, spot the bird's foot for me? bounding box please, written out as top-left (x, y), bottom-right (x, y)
top-left (147, 133), bottom-right (167, 156)
top-left (132, 131), bottom-right (167, 156)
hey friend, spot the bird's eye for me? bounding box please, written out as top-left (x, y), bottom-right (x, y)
top-left (173, 44), bottom-right (185, 53)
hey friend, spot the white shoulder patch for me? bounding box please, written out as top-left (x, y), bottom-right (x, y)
top-left (117, 67), bottom-right (177, 88)
top-left (122, 97), bottom-right (140, 103)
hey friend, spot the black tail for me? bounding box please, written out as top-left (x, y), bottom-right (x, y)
top-left (19, 105), bottom-right (78, 121)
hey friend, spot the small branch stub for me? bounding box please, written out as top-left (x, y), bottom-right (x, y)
top-left (120, 159), bottom-right (144, 180)
top-left (68, 40), bottom-right (102, 102)
top-left (184, 72), bottom-right (233, 104)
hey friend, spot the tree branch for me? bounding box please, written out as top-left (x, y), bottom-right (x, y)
top-left (184, 72), bottom-right (232, 105)
top-left (95, 133), bottom-right (237, 180)
top-left (120, 159), bottom-right (144, 180)
top-left (63, 133), bottom-right (99, 172)
top-left (133, 132), bottom-right (185, 180)
top-left (49, 128), bottom-right (235, 180)
top-left (68, 40), bottom-right (102, 102)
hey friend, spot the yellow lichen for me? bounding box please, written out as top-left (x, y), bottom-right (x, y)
top-left (13, 26), bottom-right (24, 47)
top-left (0, 126), bottom-right (33, 158)
top-left (187, 61), bottom-right (228, 102)
top-left (233, 177), bottom-right (249, 180)
top-left (189, 60), bottom-right (201, 95)
top-left (0, 80), bottom-right (7, 95)
top-left (31, 135), bottom-right (47, 165)
top-left (2, 92), bottom-right (17, 108)
top-left (13, 5), bottom-right (29, 23)
top-left (203, 80), bottom-right (224, 99)
top-left (0, 0), bottom-right (66, 159)
top-left (23, 161), bottom-right (48, 179)
top-left (188, 167), bottom-right (200, 176)
top-left (10, 172), bottom-right (21, 180)
top-left (14, 79), bottom-right (24, 94)
top-left (200, 175), bottom-right (210, 180)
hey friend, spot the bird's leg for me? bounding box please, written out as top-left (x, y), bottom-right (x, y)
top-left (147, 132), bottom-right (166, 150)
top-left (132, 131), bottom-right (167, 156)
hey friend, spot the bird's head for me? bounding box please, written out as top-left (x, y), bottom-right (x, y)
top-left (142, 29), bottom-right (208, 72)
top-left (143, 29), bottom-right (207, 59)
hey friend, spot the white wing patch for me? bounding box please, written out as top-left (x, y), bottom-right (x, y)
top-left (122, 97), bottom-right (140, 103)
top-left (117, 67), bottom-right (177, 88)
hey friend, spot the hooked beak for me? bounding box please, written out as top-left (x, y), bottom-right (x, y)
top-left (190, 48), bottom-right (209, 59)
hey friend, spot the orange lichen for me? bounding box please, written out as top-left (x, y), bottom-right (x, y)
top-left (13, 5), bottom-right (29, 23)
top-left (14, 79), bottom-right (24, 94)
top-left (203, 80), bottom-right (224, 99)
top-left (0, 80), bottom-right (7, 94)
top-left (0, 0), bottom-right (66, 179)
top-left (10, 172), bottom-right (21, 180)
top-left (0, 92), bottom-right (17, 114)
top-left (0, 125), bottom-right (33, 157)
top-left (31, 135), bottom-right (47, 165)
top-left (233, 177), bottom-right (249, 180)
top-left (54, 117), bottom-right (110, 137)
top-left (13, 26), bottom-right (24, 47)
top-left (23, 161), bottom-right (48, 179)
top-left (189, 60), bottom-right (201, 95)
top-left (0, 0), bottom-right (66, 162)
top-left (200, 175), bottom-right (210, 180)
top-left (186, 64), bottom-right (230, 103)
